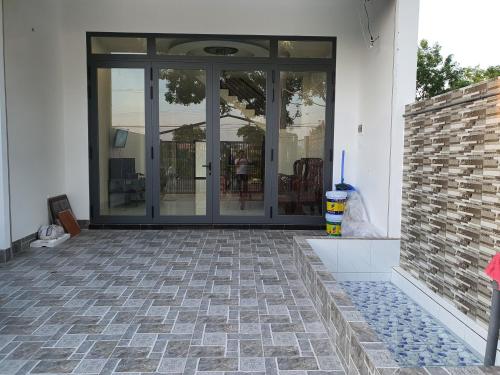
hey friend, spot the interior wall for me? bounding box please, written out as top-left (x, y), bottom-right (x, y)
top-left (115, 132), bottom-right (145, 175)
top-left (3, 0), bottom-right (65, 241)
top-left (2, 0), bottom-right (415, 238)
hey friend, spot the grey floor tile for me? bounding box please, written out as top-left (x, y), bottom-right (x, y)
top-left (115, 357), bottom-right (159, 372)
top-left (0, 230), bottom-right (345, 375)
top-left (197, 357), bottom-right (238, 371)
top-left (277, 356), bottom-right (319, 370)
top-left (158, 357), bottom-right (187, 373)
top-left (240, 356), bottom-right (266, 371)
top-left (73, 358), bottom-right (107, 373)
top-left (0, 360), bottom-right (27, 375)
top-left (30, 359), bottom-right (80, 373)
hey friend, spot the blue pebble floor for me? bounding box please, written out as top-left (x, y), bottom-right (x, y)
top-left (339, 281), bottom-right (482, 367)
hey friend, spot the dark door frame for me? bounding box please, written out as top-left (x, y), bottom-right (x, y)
top-left (151, 62), bottom-right (214, 224)
top-left (87, 33), bottom-right (336, 226)
top-left (271, 64), bottom-right (336, 226)
top-left (211, 63), bottom-right (274, 224)
top-left (88, 61), bottom-right (155, 224)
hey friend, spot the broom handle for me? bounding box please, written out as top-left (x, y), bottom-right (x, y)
top-left (341, 150), bottom-right (345, 184)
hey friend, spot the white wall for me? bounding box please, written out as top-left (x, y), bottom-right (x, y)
top-left (0, 0), bottom-right (11, 250)
top-left (388, 0), bottom-right (420, 237)
top-left (355, 0), bottom-right (397, 235)
top-left (59, 0), bottom-right (365, 221)
top-left (3, 0), bottom-right (66, 241)
top-left (350, 0), bottom-right (419, 237)
top-left (2, 0), bottom-right (418, 240)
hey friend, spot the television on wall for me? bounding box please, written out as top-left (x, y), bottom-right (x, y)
top-left (113, 129), bottom-right (128, 148)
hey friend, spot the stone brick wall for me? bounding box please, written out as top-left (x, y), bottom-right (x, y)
top-left (402, 78), bottom-right (500, 328)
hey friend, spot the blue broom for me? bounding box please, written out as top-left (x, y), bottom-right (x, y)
top-left (335, 150), bottom-right (355, 191)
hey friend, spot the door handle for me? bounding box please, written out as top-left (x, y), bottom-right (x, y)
top-left (202, 162), bottom-right (212, 175)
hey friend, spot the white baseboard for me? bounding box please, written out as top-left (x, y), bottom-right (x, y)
top-left (392, 266), bottom-right (499, 365)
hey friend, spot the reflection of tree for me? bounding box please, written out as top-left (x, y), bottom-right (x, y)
top-left (172, 124), bottom-right (205, 143)
top-left (161, 69), bottom-right (326, 129)
top-left (161, 70), bottom-right (206, 105)
top-left (237, 125), bottom-right (265, 145)
top-left (280, 73), bottom-right (326, 128)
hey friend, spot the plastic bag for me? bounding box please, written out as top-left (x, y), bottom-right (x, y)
top-left (38, 225), bottom-right (65, 240)
top-left (342, 191), bottom-right (383, 238)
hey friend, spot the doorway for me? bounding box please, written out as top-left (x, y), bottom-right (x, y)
top-left (88, 34), bottom-right (335, 225)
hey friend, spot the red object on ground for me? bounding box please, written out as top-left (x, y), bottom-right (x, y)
top-left (485, 253), bottom-right (500, 290)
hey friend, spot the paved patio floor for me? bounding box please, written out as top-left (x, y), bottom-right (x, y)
top-left (0, 230), bottom-right (344, 374)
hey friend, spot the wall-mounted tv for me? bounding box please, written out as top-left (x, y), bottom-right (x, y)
top-left (113, 129), bottom-right (128, 148)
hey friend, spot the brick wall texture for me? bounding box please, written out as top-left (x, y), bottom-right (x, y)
top-left (402, 78), bottom-right (500, 328)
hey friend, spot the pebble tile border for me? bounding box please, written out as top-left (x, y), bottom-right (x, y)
top-left (292, 236), bottom-right (499, 375)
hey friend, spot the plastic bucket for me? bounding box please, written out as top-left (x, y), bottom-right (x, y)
top-left (325, 213), bottom-right (343, 237)
top-left (326, 191), bottom-right (348, 214)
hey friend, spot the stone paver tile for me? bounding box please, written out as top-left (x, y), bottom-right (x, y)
top-left (33, 348), bottom-right (75, 360)
top-left (239, 340), bottom-right (263, 357)
top-left (202, 333), bottom-right (226, 346)
top-left (85, 341), bottom-right (118, 359)
top-left (0, 359), bottom-right (27, 374)
top-left (277, 356), bottom-right (319, 371)
top-left (30, 359), bottom-right (80, 374)
top-left (73, 359), bottom-right (107, 373)
top-left (158, 357), bottom-right (187, 373)
top-left (0, 230), bottom-right (344, 375)
top-left (55, 334), bottom-right (86, 348)
top-left (129, 333), bottom-right (157, 347)
top-left (115, 357), bottom-right (160, 372)
top-left (197, 357), bottom-right (238, 371)
top-left (6, 342), bottom-right (43, 360)
top-left (188, 346), bottom-right (225, 357)
top-left (111, 346), bottom-right (151, 359)
top-left (164, 340), bottom-right (190, 357)
top-left (240, 357), bottom-right (266, 372)
top-left (317, 356), bottom-right (344, 371)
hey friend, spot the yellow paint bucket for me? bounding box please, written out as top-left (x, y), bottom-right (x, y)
top-left (326, 191), bottom-right (348, 214)
top-left (326, 213), bottom-right (343, 237)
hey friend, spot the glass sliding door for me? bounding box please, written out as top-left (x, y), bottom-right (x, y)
top-left (96, 67), bottom-right (148, 217)
top-left (88, 35), bottom-right (336, 226)
top-left (277, 70), bottom-right (328, 216)
top-left (217, 69), bottom-right (268, 217)
top-left (156, 67), bottom-right (209, 218)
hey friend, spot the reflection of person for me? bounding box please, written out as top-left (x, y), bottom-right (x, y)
top-left (166, 165), bottom-right (176, 193)
top-left (235, 150), bottom-right (249, 210)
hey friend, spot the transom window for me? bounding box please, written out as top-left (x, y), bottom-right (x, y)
top-left (89, 34), bottom-right (335, 61)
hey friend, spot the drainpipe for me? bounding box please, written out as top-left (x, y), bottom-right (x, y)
top-left (484, 281), bottom-right (500, 366)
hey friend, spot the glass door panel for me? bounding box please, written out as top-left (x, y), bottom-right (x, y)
top-left (219, 70), bottom-right (267, 216)
top-left (97, 68), bottom-right (147, 216)
top-left (158, 68), bottom-right (208, 216)
top-left (277, 71), bottom-right (327, 216)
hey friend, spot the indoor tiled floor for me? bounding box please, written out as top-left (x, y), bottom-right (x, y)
top-left (0, 230), bottom-right (344, 374)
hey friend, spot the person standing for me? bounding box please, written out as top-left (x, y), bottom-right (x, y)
top-left (235, 149), bottom-right (250, 210)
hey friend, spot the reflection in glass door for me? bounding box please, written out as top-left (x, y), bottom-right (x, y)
top-left (157, 68), bottom-right (208, 216)
top-left (277, 71), bottom-right (327, 216)
top-left (218, 70), bottom-right (267, 216)
top-left (97, 68), bottom-right (147, 216)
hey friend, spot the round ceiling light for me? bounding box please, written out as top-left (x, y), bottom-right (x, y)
top-left (204, 46), bottom-right (239, 56)
top-left (168, 40), bottom-right (269, 57)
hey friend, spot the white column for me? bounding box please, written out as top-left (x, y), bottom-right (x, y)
top-left (387, 0), bottom-right (420, 237)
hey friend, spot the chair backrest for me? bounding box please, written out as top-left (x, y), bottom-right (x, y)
top-left (302, 158), bottom-right (323, 191)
